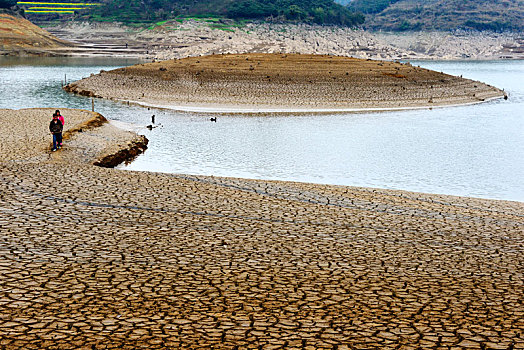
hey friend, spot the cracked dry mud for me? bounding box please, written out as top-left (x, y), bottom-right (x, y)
top-left (0, 108), bottom-right (523, 349)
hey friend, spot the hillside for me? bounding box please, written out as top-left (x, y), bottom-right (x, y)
top-left (348, 0), bottom-right (524, 31)
top-left (42, 20), bottom-right (523, 60)
top-left (0, 12), bottom-right (71, 55)
top-left (18, 0), bottom-right (364, 27)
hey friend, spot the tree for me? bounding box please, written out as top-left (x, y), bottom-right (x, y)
top-left (228, 0), bottom-right (276, 19)
top-left (285, 4), bottom-right (306, 20)
top-left (0, 0), bottom-right (17, 9)
top-left (311, 7), bottom-right (324, 22)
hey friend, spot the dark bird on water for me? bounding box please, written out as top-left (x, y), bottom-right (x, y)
top-left (210, 117), bottom-right (217, 122)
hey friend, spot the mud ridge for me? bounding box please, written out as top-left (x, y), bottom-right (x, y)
top-left (93, 135), bottom-right (149, 168)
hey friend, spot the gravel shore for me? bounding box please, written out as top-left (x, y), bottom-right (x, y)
top-left (64, 53), bottom-right (504, 113)
top-left (1, 108), bottom-right (523, 348)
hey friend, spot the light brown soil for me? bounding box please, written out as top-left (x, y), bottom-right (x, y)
top-left (0, 108), bottom-right (146, 164)
top-left (0, 14), bottom-right (72, 55)
top-left (0, 107), bottom-right (523, 348)
top-left (64, 53), bottom-right (504, 112)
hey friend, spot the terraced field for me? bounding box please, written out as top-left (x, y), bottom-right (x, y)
top-left (17, 0), bottom-right (100, 16)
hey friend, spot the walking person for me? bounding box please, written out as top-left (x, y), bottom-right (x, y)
top-left (54, 110), bottom-right (64, 147)
top-left (49, 114), bottom-right (63, 152)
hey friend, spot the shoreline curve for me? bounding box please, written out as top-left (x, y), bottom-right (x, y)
top-left (118, 94), bottom-right (504, 115)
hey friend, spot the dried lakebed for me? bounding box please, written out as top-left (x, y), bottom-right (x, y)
top-left (0, 108), bottom-right (523, 348)
top-left (63, 53), bottom-right (505, 113)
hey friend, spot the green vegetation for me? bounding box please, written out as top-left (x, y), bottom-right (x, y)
top-left (47, 0), bottom-right (364, 26)
top-left (18, 0), bottom-right (521, 32)
top-left (350, 0), bottom-right (524, 31)
top-left (397, 20), bottom-right (422, 31)
top-left (0, 0), bottom-right (17, 8)
top-left (16, 1), bottom-right (99, 15)
top-left (85, 0), bottom-right (168, 22)
top-left (225, 0), bottom-right (364, 25)
top-left (348, 0), bottom-right (401, 14)
top-left (463, 19), bottom-right (518, 32)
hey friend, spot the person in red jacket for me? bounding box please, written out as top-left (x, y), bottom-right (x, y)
top-left (49, 114), bottom-right (63, 151)
top-left (54, 110), bottom-right (64, 147)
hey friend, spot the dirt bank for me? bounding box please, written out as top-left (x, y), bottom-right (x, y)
top-left (64, 53), bottom-right (504, 113)
top-left (3, 16), bottom-right (522, 59)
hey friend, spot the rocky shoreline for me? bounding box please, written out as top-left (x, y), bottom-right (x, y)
top-left (63, 53), bottom-right (504, 113)
top-left (44, 20), bottom-right (524, 61)
top-left (0, 107), bottom-right (523, 348)
top-left (2, 14), bottom-right (522, 60)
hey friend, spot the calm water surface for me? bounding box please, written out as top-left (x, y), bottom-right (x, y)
top-left (1, 57), bottom-right (523, 201)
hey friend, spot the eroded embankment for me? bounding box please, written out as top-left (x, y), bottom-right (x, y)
top-left (93, 137), bottom-right (149, 168)
top-left (64, 53), bottom-right (505, 113)
top-left (45, 21), bottom-right (524, 61)
top-left (68, 112), bottom-right (149, 168)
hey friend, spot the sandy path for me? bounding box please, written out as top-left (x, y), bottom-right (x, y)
top-left (0, 107), bottom-right (522, 348)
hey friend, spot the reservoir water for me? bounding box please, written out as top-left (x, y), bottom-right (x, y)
top-left (1, 57), bottom-right (523, 202)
